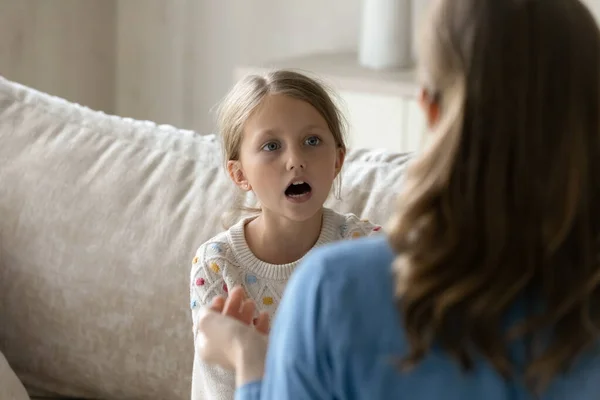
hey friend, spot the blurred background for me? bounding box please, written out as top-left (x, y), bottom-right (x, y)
top-left (2, 0), bottom-right (600, 152)
top-left (0, 0), bottom-right (363, 135)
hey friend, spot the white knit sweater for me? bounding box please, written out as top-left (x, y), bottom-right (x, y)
top-left (189, 208), bottom-right (381, 400)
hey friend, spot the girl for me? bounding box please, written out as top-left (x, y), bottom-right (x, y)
top-left (189, 70), bottom-right (381, 400)
top-left (196, 0), bottom-right (600, 399)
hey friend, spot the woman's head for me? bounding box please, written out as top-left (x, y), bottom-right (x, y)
top-left (217, 70), bottom-right (347, 222)
top-left (390, 0), bottom-right (600, 392)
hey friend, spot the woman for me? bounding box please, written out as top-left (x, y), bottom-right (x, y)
top-left (196, 0), bottom-right (600, 398)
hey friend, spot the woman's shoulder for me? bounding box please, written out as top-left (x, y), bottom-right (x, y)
top-left (307, 234), bottom-right (394, 272)
top-left (283, 235), bottom-right (406, 365)
top-left (294, 235), bottom-right (398, 316)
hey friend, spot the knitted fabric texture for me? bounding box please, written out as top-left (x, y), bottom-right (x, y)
top-left (190, 208), bottom-right (381, 400)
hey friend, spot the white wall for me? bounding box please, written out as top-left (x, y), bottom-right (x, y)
top-left (116, 0), bottom-right (361, 134)
top-left (0, 0), bottom-right (361, 134)
top-left (2, 0), bottom-right (600, 135)
top-left (0, 0), bottom-right (115, 113)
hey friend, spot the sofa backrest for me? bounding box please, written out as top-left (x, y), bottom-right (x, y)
top-left (0, 76), bottom-right (410, 399)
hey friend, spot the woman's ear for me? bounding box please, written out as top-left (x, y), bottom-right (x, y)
top-left (419, 87), bottom-right (441, 128)
top-left (227, 160), bottom-right (252, 191)
top-left (334, 147), bottom-right (346, 177)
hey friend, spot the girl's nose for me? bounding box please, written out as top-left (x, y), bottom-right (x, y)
top-left (286, 150), bottom-right (306, 170)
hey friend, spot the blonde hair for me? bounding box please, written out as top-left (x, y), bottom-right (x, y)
top-left (216, 70), bottom-right (348, 220)
top-left (389, 0), bottom-right (600, 394)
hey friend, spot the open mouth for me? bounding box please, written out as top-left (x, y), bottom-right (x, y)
top-left (285, 181), bottom-right (312, 198)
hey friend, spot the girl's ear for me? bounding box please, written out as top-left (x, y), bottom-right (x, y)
top-left (227, 160), bottom-right (252, 191)
top-left (334, 147), bottom-right (346, 177)
top-left (419, 87), bottom-right (441, 128)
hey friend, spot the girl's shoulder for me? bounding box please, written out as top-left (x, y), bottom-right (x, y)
top-left (192, 230), bottom-right (231, 264)
top-left (189, 231), bottom-right (236, 308)
top-left (191, 214), bottom-right (252, 268)
top-left (324, 208), bottom-right (384, 240)
top-left (190, 229), bottom-right (235, 287)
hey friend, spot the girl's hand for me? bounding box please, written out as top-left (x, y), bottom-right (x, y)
top-left (196, 286), bottom-right (270, 385)
top-left (209, 286), bottom-right (270, 335)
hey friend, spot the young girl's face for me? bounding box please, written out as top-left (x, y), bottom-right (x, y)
top-left (229, 94), bottom-right (344, 222)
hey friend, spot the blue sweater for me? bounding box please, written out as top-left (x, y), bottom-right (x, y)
top-left (235, 236), bottom-right (600, 400)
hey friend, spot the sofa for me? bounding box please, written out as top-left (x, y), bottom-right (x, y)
top-left (0, 76), bottom-right (411, 400)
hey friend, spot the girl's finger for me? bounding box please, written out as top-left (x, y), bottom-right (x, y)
top-left (229, 285), bottom-right (247, 300)
top-left (223, 286), bottom-right (245, 316)
top-left (254, 311), bottom-right (270, 335)
top-left (210, 296), bottom-right (226, 312)
top-left (240, 299), bottom-right (257, 325)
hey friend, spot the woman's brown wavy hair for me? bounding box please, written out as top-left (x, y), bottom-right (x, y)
top-left (388, 0), bottom-right (600, 394)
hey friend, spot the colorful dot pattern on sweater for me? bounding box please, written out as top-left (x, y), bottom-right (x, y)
top-left (263, 297), bottom-right (274, 305)
top-left (189, 209), bottom-right (383, 400)
top-left (210, 262), bottom-right (220, 273)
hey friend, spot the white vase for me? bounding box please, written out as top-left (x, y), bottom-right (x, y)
top-left (358, 0), bottom-right (412, 70)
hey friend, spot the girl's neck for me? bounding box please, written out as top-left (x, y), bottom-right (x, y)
top-left (244, 208), bottom-right (324, 265)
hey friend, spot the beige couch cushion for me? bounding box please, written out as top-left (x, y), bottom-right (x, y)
top-left (0, 76), bottom-right (409, 399)
top-left (0, 350), bottom-right (29, 400)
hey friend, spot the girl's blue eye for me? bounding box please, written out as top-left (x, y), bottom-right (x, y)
top-left (305, 136), bottom-right (321, 146)
top-left (262, 142), bottom-right (280, 152)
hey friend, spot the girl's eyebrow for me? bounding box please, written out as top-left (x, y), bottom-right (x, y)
top-left (252, 124), bottom-right (327, 142)
top-left (252, 128), bottom-right (280, 141)
top-left (301, 124), bottom-right (327, 132)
